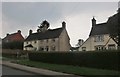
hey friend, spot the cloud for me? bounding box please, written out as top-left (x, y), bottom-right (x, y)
top-left (2, 2), bottom-right (118, 24)
top-left (2, 2), bottom-right (118, 46)
top-left (0, 2), bottom-right (2, 37)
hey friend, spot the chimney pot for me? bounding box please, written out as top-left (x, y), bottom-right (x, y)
top-left (92, 17), bottom-right (96, 26)
top-left (18, 30), bottom-right (21, 33)
top-left (7, 33), bottom-right (9, 36)
top-left (62, 21), bottom-right (66, 28)
top-left (29, 29), bottom-right (32, 35)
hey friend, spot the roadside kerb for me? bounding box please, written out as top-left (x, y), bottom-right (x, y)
top-left (2, 61), bottom-right (72, 75)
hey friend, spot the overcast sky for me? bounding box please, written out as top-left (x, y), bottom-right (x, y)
top-left (1, 1), bottom-right (119, 46)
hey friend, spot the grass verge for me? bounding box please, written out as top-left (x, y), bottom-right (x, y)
top-left (13, 59), bottom-right (120, 76)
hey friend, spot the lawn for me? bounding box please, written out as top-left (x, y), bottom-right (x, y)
top-left (13, 59), bottom-right (120, 76)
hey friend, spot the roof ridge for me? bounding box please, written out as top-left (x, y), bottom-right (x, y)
top-left (30, 27), bottom-right (63, 34)
top-left (96, 22), bottom-right (107, 26)
top-left (25, 27), bottom-right (63, 41)
top-left (48, 27), bottom-right (63, 30)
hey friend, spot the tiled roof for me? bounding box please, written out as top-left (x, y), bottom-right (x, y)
top-left (89, 23), bottom-right (109, 36)
top-left (107, 13), bottom-right (118, 28)
top-left (25, 27), bottom-right (63, 41)
top-left (89, 11), bottom-right (119, 36)
top-left (3, 32), bottom-right (24, 42)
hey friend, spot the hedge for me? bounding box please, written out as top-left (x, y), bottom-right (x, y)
top-left (2, 49), bottom-right (28, 59)
top-left (2, 41), bottom-right (23, 49)
top-left (28, 51), bottom-right (120, 71)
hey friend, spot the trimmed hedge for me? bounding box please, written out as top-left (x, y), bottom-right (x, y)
top-left (2, 49), bottom-right (28, 59)
top-left (2, 41), bottom-right (23, 49)
top-left (28, 51), bottom-right (120, 71)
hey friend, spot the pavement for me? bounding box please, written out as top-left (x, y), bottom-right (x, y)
top-left (2, 61), bottom-right (70, 75)
top-left (2, 65), bottom-right (34, 75)
top-left (1, 61), bottom-right (84, 77)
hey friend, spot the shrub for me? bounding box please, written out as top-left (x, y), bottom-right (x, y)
top-left (2, 49), bottom-right (28, 59)
top-left (28, 51), bottom-right (120, 71)
top-left (2, 41), bottom-right (23, 49)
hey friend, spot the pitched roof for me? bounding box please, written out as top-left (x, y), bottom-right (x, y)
top-left (89, 23), bottom-right (109, 36)
top-left (25, 27), bottom-right (63, 41)
top-left (3, 32), bottom-right (24, 42)
top-left (107, 13), bottom-right (118, 30)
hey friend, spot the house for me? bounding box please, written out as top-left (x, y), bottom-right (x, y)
top-left (24, 20), bottom-right (71, 51)
top-left (70, 47), bottom-right (79, 51)
top-left (79, 17), bottom-right (118, 51)
top-left (2, 30), bottom-right (24, 49)
top-left (2, 30), bottom-right (24, 43)
top-left (70, 39), bottom-right (84, 51)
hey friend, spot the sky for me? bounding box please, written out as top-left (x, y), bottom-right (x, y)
top-left (1, 1), bottom-right (119, 46)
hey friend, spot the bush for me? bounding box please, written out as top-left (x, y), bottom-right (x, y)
top-left (28, 51), bottom-right (120, 71)
top-left (2, 41), bottom-right (23, 49)
top-left (2, 49), bottom-right (28, 59)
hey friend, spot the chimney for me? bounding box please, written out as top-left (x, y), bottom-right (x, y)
top-left (92, 17), bottom-right (96, 26)
top-left (6, 33), bottom-right (9, 36)
top-left (78, 39), bottom-right (84, 46)
top-left (17, 30), bottom-right (21, 34)
top-left (62, 21), bottom-right (66, 28)
top-left (29, 29), bottom-right (32, 35)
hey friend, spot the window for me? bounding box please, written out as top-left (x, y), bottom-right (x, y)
top-left (41, 48), bottom-right (44, 51)
top-left (34, 41), bottom-right (36, 43)
top-left (39, 47), bottom-right (44, 51)
top-left (46, 39), bottom-right (48, 43)
top-left (51, 46), bottom-right (55, 51)
top-left (26, 42), bottom-right (28, 44)
top-left (52, 39), bottom-right (55, 42)
top-left (41, 40), bottom-right (43, 43)
top-left (82, 47), bottom-right (86, 51)
top-left (95, 46), bottom-right (105, 51)
top-left (94, 35), bottom-right (104, 42)
top-left (46, 46), bottom-right (49, 51)
top-left (108, 44), bottom-right (115, 50)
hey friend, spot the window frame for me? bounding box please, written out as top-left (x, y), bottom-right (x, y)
top-left (82, 47), bottom-right (86, 51)
top-left (52, 39), bottom-right (55, 42)
top-left (94, 35), bottom-right (104, 42)
top-left (108, 44), bottom-right (116, 50)
top-left (34, 41), bottom-right (37, 43)
top-left (51, 46), bottom-right (56, 51)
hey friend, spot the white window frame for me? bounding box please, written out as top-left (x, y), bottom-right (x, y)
top-left (82, 47), bottom-right (86, 51)
top-left (108, 44), bottom-right (116, 50)
top-left (94, 35), bottom-right (104, 42)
